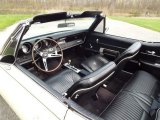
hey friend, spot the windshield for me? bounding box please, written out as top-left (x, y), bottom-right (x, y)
top-left (23, 18), bottom-right (95, 39)
top-left (0, 23), bottom-right (19, 54)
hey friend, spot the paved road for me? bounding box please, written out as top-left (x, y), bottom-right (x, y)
top-left (0, 95), bottom-right (19, 120)
top-left (106, 18), bottom-right (160, 42)
top-left (0, 19), bottom-right (160, 120)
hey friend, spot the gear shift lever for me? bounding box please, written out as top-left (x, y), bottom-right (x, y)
top-left (64, 59), bottom-right (81, 73)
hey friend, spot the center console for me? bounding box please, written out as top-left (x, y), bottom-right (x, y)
top-left (64, 63), bottom-right (81, 73)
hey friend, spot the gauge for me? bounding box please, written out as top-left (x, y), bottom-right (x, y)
top-left (21, 43), bottom-right (31, 54)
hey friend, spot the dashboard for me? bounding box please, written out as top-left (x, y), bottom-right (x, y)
top-left (17, 31), bottom-right (87, 65)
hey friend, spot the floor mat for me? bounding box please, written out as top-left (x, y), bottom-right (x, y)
top-left (106, 70), bottom-right (132, 94)
top-left (97, 87), bottom-right (115, 104)
top-left (77, 88), bottom-right (115, 115)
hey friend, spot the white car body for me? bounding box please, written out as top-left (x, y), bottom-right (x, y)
top-left (0, 60), bottom-right (88, 120)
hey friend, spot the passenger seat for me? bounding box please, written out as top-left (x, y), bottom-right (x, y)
top-left (81, 42), bottom-right (141, 73)
top-left (81, 54), bottom-right (109, 72)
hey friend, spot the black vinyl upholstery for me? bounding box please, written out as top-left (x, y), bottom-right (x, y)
top-left (44, 40), bottom-right (160, 120)
top-left (45, 68), bottom-right (159, 120)
top-left (114, 42), bottom-right (142, 64)
top-left (123, 70), bottom-right (160, 99)
top-left (101, 91), bottom-right (151, 120)
top-left (81, 42), bottom-right (141, 73)
top-left (46, 69), bottom-right (81, 94)
top-left (46, 62), bottom-right (116, 99)
top-left (81, 54), bottom-right (109, 72)
top-left (114, 42), bottom-right (141, 74)
top-left (101, 70), bottom-right (160, 120)
top-left (66, 62), bottom-right (116, 99)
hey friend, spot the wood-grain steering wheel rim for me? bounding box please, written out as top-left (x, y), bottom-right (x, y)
top-left (32, 38), bottom-right (63, 72)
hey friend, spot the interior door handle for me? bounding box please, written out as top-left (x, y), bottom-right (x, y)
top-left (146, 50), bottom-right (155, 55)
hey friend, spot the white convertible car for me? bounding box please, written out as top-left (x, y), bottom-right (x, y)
top-left (0, 11), bottom-right (160, 120)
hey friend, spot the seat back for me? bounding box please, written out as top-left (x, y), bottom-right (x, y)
top-left (114, 42), bottom-right (141, 74)
top-left (66, 61), bottom-right (116, 100)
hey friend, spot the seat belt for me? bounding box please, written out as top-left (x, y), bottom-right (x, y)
top-left (150, 98), bottom-right (160, 119)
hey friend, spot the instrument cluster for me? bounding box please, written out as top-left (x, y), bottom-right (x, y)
top-left (21, 39), bottom-right (52, 54)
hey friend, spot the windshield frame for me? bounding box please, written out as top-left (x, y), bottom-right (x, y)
top-left (23, 17), bottom-right (96, 40)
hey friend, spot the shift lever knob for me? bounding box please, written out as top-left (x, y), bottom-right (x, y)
top-left (68, 60), bottom-right (71, 64)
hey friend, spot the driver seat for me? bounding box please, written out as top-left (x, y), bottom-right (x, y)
top-left (45, 61), bottom-right (116, 99)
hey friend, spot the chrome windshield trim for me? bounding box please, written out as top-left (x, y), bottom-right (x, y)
top-left (1, 21), bottom-right (30, 57)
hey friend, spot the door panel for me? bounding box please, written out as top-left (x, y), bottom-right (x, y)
top-left (85, 32), bottom-right (137, 54)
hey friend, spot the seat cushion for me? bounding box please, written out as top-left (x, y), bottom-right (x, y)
top-left (45, 69), bottom-right (81, 94)
top-left (99, 71), bottom-right (160, 120)
top-left (123, 70), bottom-right (160, 99)
top-left (81, 55), bottom-right (109, 72)
top-left (101, 91), bottom-right (151, 120)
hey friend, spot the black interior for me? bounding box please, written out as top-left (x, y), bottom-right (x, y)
top-left (15, 23), bottom-right (160, 120)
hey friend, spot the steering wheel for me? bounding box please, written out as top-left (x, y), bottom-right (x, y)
top-left (32, 38), bottom-right (63, 72)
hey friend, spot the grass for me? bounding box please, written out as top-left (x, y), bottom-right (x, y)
top-left (109, 16), bottom-right (160, 32)
top-left (0, 14), bottom-right (33, 31)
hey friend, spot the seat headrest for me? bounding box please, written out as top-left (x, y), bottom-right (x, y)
top-left (124, 42), bottom-right (142, 54)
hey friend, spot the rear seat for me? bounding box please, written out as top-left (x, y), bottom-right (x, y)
top-left (101, 91), bottom-right (151, 120)
top-left (123, 71), bottom-right (160, 100)
top-left (100, 70), bottom-right (160, 120)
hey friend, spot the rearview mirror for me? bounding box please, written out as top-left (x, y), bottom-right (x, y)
top-left (58, 22), bottom-right (75, 28)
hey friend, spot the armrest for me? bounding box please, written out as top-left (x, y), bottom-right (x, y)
top-left (141, 60), bottom-right (160, 70)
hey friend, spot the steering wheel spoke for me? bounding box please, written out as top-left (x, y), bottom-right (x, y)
top-left (42, 58), bottom-right (48, 71)
top-left (48, 53), bottom-right (62, 58)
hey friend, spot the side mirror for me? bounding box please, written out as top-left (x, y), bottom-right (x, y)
top-left (0, 55), bottom-right (15, 64)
